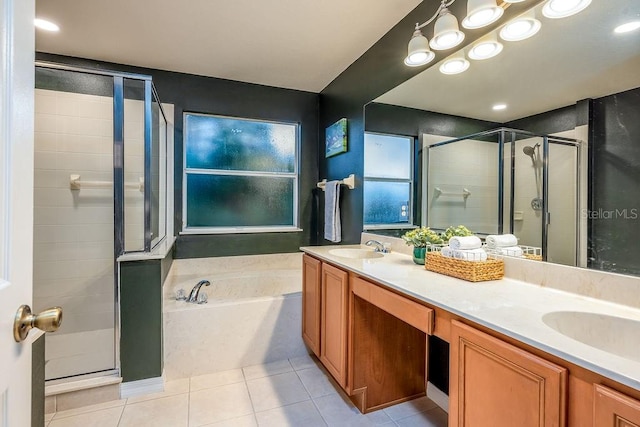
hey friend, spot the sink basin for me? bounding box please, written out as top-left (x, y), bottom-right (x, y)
top-left (542, 311), bottom-right (640, 362)
top-left (328, 248), bottom-right (384, 259)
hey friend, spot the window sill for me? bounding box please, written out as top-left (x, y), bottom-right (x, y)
top-left (180, 227), bottom-right (304, 235)
top-left (364, 224), bottom-right (415, 231)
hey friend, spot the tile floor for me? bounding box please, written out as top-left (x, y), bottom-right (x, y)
top-left (45, 354), bottom-right (448, 427)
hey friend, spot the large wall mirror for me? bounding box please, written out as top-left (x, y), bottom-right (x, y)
top-left (364, 0), bottom-right (640, 276)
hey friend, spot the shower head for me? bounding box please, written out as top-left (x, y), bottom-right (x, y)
top-left (523, 144), bottom-right (538, 158)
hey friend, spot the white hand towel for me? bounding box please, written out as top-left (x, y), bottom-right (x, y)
top-left (324, 180), bottom-right (341, 243)
top-left (453, 248), bottom-right (488, 262)
top-left (449, 236), bottom-right (482, 251)
top-left (486, 234), bottom-right (518, 248)
top-left (441, 246), bottom-right (453, 258)
top-left (498, 246), bottom-right (523, 257)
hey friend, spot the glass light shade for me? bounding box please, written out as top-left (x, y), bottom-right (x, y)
top-left (462, 0), bottom-right (504, 29)
top-left (468, 39), bottom-right (503, 60)
top-left (500, 12), bottom-right (542, 41)
top-left (439, 57), bottom-right (470, 75)
top-left (34, 18), bottom-right (60, 32)
top-left (405, 29), bottom-right (435, 66)
top-left (614, 21), bottom-right (640, 34)
top-left (502, 0), bottom-right (526, 2)
top-left (542, 0), bottom-right (592, 19)
top-left (430, 9), bottom-right (465, 50)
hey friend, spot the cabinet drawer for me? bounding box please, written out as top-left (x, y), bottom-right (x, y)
top-left (351, 275), bottom-right (434, 334)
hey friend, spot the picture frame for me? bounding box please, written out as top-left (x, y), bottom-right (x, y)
top-left (325, 118), bottom-right (348, 158)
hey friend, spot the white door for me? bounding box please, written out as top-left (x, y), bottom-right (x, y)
top-left (0, 0), bottom-right (36, 426)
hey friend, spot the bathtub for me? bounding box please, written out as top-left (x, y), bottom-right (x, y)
top-left (163, 252), bottom-right (308, 380)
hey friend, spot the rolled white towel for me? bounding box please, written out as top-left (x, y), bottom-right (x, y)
top-left (452, 248), bottom-right (488, 262)
top-left (441, 246), bottom-right (453, 258)
top-left (485, 234), bottom-right (518, 248)
top-left (498, 246), bottom-right (523, 257)
top-left (449, 236), bottom-right (482, 250)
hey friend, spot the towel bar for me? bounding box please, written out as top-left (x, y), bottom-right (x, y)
top-left (317, 174), bottom-right (355, 191)
top-left (434, 187), bottom-right (471, 200)
top-left (70, 174), bottom-right (144, 192)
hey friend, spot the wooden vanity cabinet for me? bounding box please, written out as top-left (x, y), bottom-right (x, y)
top-left (302, 254), bottom-right (321, 357)
top-left (320, 262), bottom-right (349, 389)
top-left (594, 384), bottom-right (640, 427)
top-left (450, 320), bottom-right (567, 427)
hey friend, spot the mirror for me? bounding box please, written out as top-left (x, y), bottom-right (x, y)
top-left (364, 0), bottom-right (640, 276)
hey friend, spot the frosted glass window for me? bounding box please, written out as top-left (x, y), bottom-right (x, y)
top-left (364, 133), bottom-right (413, 227)
top-left (183, 113), bottom-right (298, 231)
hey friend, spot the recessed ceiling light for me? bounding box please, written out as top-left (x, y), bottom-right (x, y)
top-left (439, 57), bottom-right (470, 75)
top-left (468, 40), bottom-right (503, 60)
top-left (34, 18), bottom-right (59, 32)
top-left (542, 0), bottom-right (592, 19)
top-left (614, 21), bottom-right (640, 34)
top-left (493, 104), bottom-right (507, 111)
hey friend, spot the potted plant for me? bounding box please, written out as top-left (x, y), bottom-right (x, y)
top-left (402, 227), bottom-right (444, 265)
top-left (440, 225), bottom-right (473, 243)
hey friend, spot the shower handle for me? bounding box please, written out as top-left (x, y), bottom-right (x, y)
top-left (13, 305), bottom-right (63, 342)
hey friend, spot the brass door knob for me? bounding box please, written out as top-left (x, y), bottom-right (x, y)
top-left (14, 305), bottom-right (63, 343)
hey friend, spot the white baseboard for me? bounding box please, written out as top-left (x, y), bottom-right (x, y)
top-left (427, 382), bottom-right (449, 413)
top-left (120, 376), bottom-right (164, 399)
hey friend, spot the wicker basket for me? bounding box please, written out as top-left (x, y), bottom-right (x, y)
top-left (425, 251), bottom-right (504, 282)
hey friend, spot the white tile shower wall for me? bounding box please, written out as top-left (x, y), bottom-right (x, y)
top-left (424, 134), bottom-right (499, 234)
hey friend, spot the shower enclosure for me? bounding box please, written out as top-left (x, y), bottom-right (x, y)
top-left (425, 128), bottom-right (582, 266)
top-left (33, 63), bottom-right (168, 381)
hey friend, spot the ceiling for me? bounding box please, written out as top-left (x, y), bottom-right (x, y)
top-left (375, 0), bottom-right (640, 122)
top-left (35, 0), bottom-right (422, 93)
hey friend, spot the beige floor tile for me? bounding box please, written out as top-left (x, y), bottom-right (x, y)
top-left (246, 371), bottom-right (310, 413)
top-left (394, 407), bottom-right (448, 427)
top-left (296, 367), bottom-right (340, 398)
top-left (255, 400), bottom-right (326, 427)
top-left (125, 378), bottom-right (190, 404)
top-left (119, 394), bottom-right (188, 427)
top-left (242, 360), bottom-right (293, 380)
top-left (313, 393), bottom-right (392, 426)
top-left (382, 396), bottom-right (438, 422)
top-left (288, 354), bottom-right (318, 371)
top-left (47, 406), bottom-right (123, 427)
top-left (200, 414), bottom-right (258, 427)
top-left (45, 413), bottom-right (55, 423)
top-left (52, 399), bottom-right (126, 420)
top-left (189, 382), bottom-right (254, 427)
top-left (190, 369), bottom-right (244, 392)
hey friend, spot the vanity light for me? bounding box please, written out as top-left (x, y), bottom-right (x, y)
top-left (430, 7), bottom-right (466, 50)
top-left (468, 38), bottom-right (503, 60)
top-left (462, 0), bottom-right (504, 30)
top-left (542, 0), bottom-right (592, 19)
top-left (440, 56), bottom-right (470, 75)
top-left (500, 10), bottom-right (542, 41)
top-left (492, 103), bottom-right (507, 110)
top-left (614, 21), bottom-right (640, 34)
top-left (404, 29), bottom-right (436, 67)
top-left (34, 18), bottom-right (60, 32)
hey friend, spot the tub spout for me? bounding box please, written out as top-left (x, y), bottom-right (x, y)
top-left (187, 280), bottom-right (210, 303)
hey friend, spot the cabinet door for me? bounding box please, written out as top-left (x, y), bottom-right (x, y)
top-left (594, 384), bottom-right (640, 427)
top-left (450, 320), bottom-right (567, 427)
top-left (320, 262), bottom-right (349, 388)
top-left (302, 254), bottom-right (322, 357)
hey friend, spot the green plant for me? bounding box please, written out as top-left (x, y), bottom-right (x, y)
top-left (402, 227), bottom-right (444, 248)
top-left (441, 225), bottom-right (473, 243)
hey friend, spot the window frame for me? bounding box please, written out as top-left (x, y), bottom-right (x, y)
top-left (181, 112), bottom-right (301, 234)
top-left (363, 131), bottom-right (416, 230)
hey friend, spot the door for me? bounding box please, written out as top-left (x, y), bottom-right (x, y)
top-left (320, 263), bottom-right (349, 388)
top-left (594, 384), bottom-right (640, 427)
top-left (0, 0), bottom-right (36, 426)
top-left (302, 254), bottom-right (321, 357)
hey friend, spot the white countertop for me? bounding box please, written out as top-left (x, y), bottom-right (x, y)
top-left (301, 244), bottom-right (640, 392)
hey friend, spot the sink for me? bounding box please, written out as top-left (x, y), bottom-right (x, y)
top-left (328, 248), bottom-right (384, 259)
top-left (542, 311), bottom-right (640, 362)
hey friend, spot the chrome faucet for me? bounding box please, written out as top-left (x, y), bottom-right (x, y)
top-left (187, 280), bottom-right (210, 303)
top-left (365, 240), bottom-right (389, 253)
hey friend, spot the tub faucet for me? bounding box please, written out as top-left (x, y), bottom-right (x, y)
top-left (365, 240), bottom-right (389, 253)
top-left (187, 280), bottom-right (210, 303)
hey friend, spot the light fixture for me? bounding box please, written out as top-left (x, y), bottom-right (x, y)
top-left (462, 0), bottom-right (504, 30)
top-left (34, 18), bottom-right (59, 32)
top-left (468, 37), bottom-right (503, 60)
top-left (493, 103), bottom-right (507, 110)
top-left (430, 7), bottom-right (466, 50)
top-left (542, 0), bottom-right (592, 19)
top-left (439, 56), bottom-right (470, 75)
top-left (500, 9), bottom-right (542, 41)
top-left (502, 0), bottom-right (526, 2)
top-left (614, 21), bottom-right (640, 34)
top-left (404, 29), bottom-right (436, 66)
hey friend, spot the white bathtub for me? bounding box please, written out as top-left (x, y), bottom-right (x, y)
top-left (163, 252), bottom-right (308, 379)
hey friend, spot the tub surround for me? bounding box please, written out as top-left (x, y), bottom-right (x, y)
top-left (301, 242), bottom-right (640, 393)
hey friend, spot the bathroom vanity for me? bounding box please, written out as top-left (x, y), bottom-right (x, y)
top-left (300, 245), bottom-right (640, 426)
